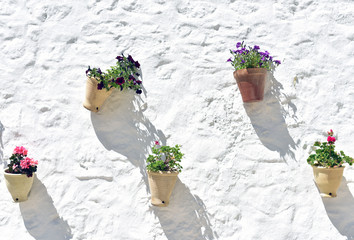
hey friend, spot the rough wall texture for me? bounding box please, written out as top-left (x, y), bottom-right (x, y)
top-left (0, 0), bottom-right (353, 239)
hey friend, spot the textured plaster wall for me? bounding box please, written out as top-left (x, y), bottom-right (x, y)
top-left (0, 0), bottom-right (354, 239)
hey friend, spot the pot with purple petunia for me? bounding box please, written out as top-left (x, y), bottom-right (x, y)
top-left (228, 41), bottom-right (281, 102)
top-left (83, 54), bottom-right (143, 112)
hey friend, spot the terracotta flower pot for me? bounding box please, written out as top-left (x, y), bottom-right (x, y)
top-left (233, 68), bottom-right (267, 102)
top-left (83, 77), bottom-right (113, 112)
top-left (312, 166), bottom-right (344, 197)
top-left (147, 170), bottom-right (179, 207)
top-left (4, 169), bottom-right (35, 202)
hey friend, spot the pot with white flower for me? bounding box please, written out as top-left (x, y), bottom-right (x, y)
top-left (84, 54), bottom-right (143, 112)
top-left (307, 130), bottom-right (353, 197)
top-left (4, 146), bottom-right (38, 202)
top-left (227, 41), bottom-right (281, 102)
top-left (146, 141), bottom-right (183, 207)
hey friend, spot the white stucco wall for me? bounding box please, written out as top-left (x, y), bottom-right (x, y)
top-left (0, 0), bottom-right (353, 239)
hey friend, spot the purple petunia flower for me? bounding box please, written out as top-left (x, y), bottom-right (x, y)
top-left (135, 61), bottom-right (140, 68)
top-left (97, 81), bottom-right (104, 90)
top-left (269, 56), bottom-right (273, 61)
top-left (86, 66), bottom-right (91, 75)
top-left (129, 75), bottom-right (135, 81)
top-left (116, 56), bottom-right (124, 61)
top-left (127, 55), bottom-right (135, 63)
top-left (264, 51), bottom-right (270, 58)
top-left (274, 60), bottom-right (281, 65)
top-left (253, 45), bottom-right (260, 50)
top-left (236, 42), bottom-right (242, 48)
top-left (97, 68), bottom-right (102, 75)
top-left (259, 62), bottom-right (263, 67)
top-left (136, 80), bottom-right (142, 85)
top-left (116, 77), bottom-right (125, 85)
top-left (227, 58), bottom-right (232, 62)
top-left (241, 59), bottom-right (245, 64)
top-left (136, 89), bottom-right (142, 94)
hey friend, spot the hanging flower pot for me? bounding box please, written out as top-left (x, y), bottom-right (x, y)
top-left (146, 141), bottom-right (183, 207)
top-left (233, 68), bottom-right (267, 102)
top-left (4, 169), bottom-right (35, 202)
top-left (147, 170), bottom-right (179, 207)
top-left (227, 41), bottom-right (281, 103)
top-left (4, 146), bottom-right (38, 202)
top-left (312, 166), bottom-right (344, 197)
top-left (84, 54), bottom-right (143, 112)
top-left (83, 77), bottom-right (113, 112)
top-left (307, 129), bottom-right (353, 198)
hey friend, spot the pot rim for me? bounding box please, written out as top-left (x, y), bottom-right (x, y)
top-left (311, 165), bottom-right (345, 170)
top-left (147, 170), bottom-right (179, 176)
top-left (4, 168), bottom-right (36, 177)
top-left (87, 77), bottom-right (114, 91)
top-left (233, 68), bottom-right (268, 73)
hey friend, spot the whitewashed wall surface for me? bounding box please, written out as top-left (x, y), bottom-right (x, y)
top-left (1, 0), bottom-right (354, 239)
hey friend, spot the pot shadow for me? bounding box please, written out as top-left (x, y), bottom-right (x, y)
top-left (91, 91), bottom-right (216, 239)
top-left (90, 90), bottom-right (165, 189)
top-left (151, 179), bottom-right (217, 240)
top-left (243, 71), bottom-right (298, 162)
top-left (19, 175), bottom-right (73, 240)
top-left (321, 177), bottom-right (354, 239)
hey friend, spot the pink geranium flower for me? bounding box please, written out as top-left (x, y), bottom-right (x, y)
top-left (8, 146), bottom-right (38, 177)
top-left (155, 141), bottom-right (160, 145)
top-left (29, 158), bottom-right (38, 166)
top-left (327, 136), bottom-right (336, 143)
top-left (13, 146), bottom-right (28, 156)
top-left (327, 129), bottom-right (334, 136)
top-left (20, 158), bottom-right (31, 169)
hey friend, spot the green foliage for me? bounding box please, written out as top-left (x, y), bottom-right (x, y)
top-left (146, 144), bottom-right (183, 172)
top-left (228, 41), bottom-right (281, 71)
top-left (86, 54), bottom-right (142, 94)
top-left (307, 139), bottom-right (353, 168)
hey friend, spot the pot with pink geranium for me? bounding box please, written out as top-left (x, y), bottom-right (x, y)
top-left (307, 130), bottom-right (353, 197)
top-left (146, 141), bottom-right (183, 207)
top-left (4, 146), bottom-right (38, 202)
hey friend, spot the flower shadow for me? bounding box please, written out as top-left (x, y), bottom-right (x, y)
top-left (151, 179), bottom-right (217, 240)
top-left (19, 175), bottom-right (73, 240)
top-left (90, 90), bottom-right (166, 190)
top-left (243, 71), bottom-right (297, 161)
top-left (321, 177), bottom-right (354, 239)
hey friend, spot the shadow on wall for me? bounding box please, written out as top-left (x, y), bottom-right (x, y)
top-left (19, 175), bottom-right (72, 240)
top-left (91, 90), bottom-right (216, 239)
top-left (91, 90), bottom-right (166, 189)
top-left (0, 121), bottom-right (5, 167)
top-left (322, 177), bottom-right (354, 239)
top-left (152, 179), bottom-right (217, 240)
top-left (244, 71), bottom-right (298, 161)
